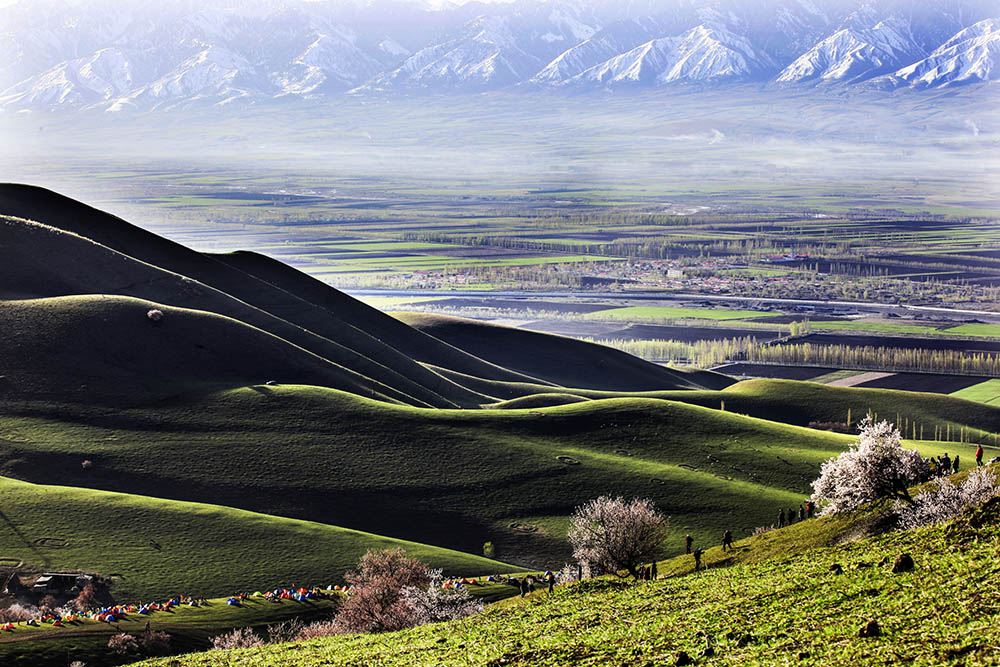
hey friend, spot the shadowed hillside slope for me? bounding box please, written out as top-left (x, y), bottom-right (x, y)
top-left (211, 251), bottom-right (550, 387)
top-left (0, 218), bottom-right (470, 407)
top-left (396, 312), bottom-right (734, 392)
top-left (0, 296), bottom-right (411, 404)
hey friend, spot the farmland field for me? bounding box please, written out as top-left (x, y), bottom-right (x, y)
top-left (950, 379), bottom-right (1000, 405)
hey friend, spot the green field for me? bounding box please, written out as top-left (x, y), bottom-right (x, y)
top-left (943, 323), bottom-right (1000, 338)
top-left (950, 379), bottom-right (1000, 405)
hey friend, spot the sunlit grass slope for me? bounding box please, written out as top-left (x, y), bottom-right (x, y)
top-left (0, 476), bottom-right (515, 601)
top-left (1, 383), bottom-right (986, 568)
top-left (134, 496), bottom-right (1000, 667)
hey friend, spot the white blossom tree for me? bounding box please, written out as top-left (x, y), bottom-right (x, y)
top-left (399, 570), bottom-right (483, 625)
top-left (896, 467), bottom-right (998, 530)
top-left (811, 417), bottom-right (926, 515)
top-left (567, 496), bottom-right (669, 579)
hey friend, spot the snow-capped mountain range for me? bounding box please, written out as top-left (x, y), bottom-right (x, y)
top-left (1, 0), bottom-right (996, 110)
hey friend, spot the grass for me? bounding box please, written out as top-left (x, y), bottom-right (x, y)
top-left (0, 386), bottom-right (855, 572)
top-left (133, 488), bottom-right (1000, 666)
top-left (2, 382), bottom-right (993, 581)
top-left (585, 306), bottom-right (781, 322)
top-left (949, 379), bottom-right (1000, 406)
top-left (943, 324), bottom-right (1000, 338)
top-left (807, 321), bottom-right (945, 335)
top-left (0, 476), bottom-right (515, 602)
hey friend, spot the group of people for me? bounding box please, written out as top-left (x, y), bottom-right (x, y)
top-left (777, 500), bottom-right (815, 527)
top-left (924, 453), bottom-right (960, 480)
top-left (507, 571), bottom-right (558, 597)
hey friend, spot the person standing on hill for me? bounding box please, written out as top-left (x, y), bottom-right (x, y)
top-left (953, 455), bottom-right (960, 473)
top-left (721, 530), bottom-right (733, 552)
top-left (518, 578), bottom-right (528, 598)
top-left (977, 444), bottom-right (984, 467)
top-left (788, 508), bottom-right (796, 524)
top-left (940, 453), bottom-right (951, 476)
top-left (778, 508), bottom-right (785, 527)
top-left (805, 500), bottom-right (814, 518)
top-left (546, 571), bottom-right (555, 594)
top-left (798, 505), bottom-right (805, 521)
top-left (685, 534), bottom-right (693, 554)
top-left (651, 561), bottom-right (657, 579)
top-left (693, 548), bottom-right (704, 571)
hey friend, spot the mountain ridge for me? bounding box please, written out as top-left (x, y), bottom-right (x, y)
top-left (1, 0), bottom-right (996, 110)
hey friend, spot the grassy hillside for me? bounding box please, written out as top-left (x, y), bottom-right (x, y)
top-left (0, 295), bottom-right (408, 405)
top-left (1, 383), bottom-right (988, 568)
top-left (133, 494), bottom-right (1000, 667)
top-left (0, 217), bottom-right (476, 408)
top-left (0, 476), bottom-right (515, 601)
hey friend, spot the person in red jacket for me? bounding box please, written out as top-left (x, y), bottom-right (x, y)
top-left (977, 444), bottom-right (984, 467)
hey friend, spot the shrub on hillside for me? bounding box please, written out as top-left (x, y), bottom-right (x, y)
top-left (567, 496), bottom-right (669, 579)
top-left (266, 618), bottom-right (306, 644)
top-left (37, 595), bottom-right (59, 614)
top-left (107, 633), bottom-right (139, 655)
top-left (896, 468), bottom-right (999, 530)
top-left (400, 571), bottom-right (483, 625)
top-left (332, 548), bottom-right (432, 634)
top-left (295, 619), bottom-right (339, 641)
top-left (210, 627), bottom-right (265, 650)
top-left (0, 603), bottom-right (36, 623)
top-left (811, 418), bottom-right (925, 516)
top-left (74, 583), bottom-right (99, 612)
top-left (140, 630), bottom-right (172, 655)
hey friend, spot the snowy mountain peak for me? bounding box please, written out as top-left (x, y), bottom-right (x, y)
top-left (888, 17), bottom-right (1000, 88)
top-left (777, 14), bottom-right (922, 84)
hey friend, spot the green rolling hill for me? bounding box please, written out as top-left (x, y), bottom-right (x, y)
top-left (0, 476), bottom-right (515, 601)
top-left (0, 183), bottom-right (995, 612)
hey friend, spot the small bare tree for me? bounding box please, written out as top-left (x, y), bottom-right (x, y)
top-left (567, 496), bottom-right (669, 579)
top-left (73, 583), bottom-right (99, 612)
top-left (811, 417), bottom-right (926, 516)
top-left (333, 548), bottom-right (432, 634)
